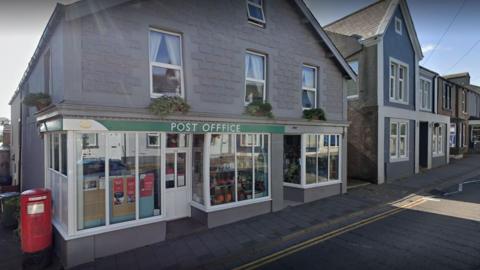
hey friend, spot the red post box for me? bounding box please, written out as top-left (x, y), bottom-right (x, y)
top-left (20, 188), bottom-right (52, 254)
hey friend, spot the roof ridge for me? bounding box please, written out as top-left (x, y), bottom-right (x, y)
top-left (324, 0), bottom-right (388, 28)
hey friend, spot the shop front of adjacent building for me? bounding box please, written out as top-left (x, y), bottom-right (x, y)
top-left (40, 115), bottom-right (347, 267)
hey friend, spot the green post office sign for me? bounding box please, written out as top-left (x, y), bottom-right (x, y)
top-left (96, 119), bottom-right (284, 134)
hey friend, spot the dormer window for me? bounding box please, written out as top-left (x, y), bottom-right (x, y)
top-left (247, 0), bottom-right (265, 26)
top-left (395, 17), bottom-right (402, 35)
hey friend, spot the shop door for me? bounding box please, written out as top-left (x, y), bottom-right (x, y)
top-left (165, 150), bottom-right (190, 220)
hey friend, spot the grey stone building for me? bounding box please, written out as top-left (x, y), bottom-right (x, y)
top-left (9, 0), bottom-right (355, 267)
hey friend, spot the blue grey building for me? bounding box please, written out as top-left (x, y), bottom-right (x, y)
top-left (9, 0), bottom-right (356, 267)
top-left (325, 0), bottom-right (450, 184)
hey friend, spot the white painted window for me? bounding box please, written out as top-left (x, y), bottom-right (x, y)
top-left (302, 65), bottom-right (317, 109)
top-left (433, 124), bottom-right (444, 156)
top-left (347, 61), bottom-right (359, 98)
top-left (395, 17), bottom-right (402, 35)
top-left (149, 29), bottom-right (183, 98)
top-left (389, 59), bottom-right (408, 104)
top-left (450, 123), bottom-right (456, 147)
top-left (390, 119), bottom-right (409, 161)
top-left (246, 0), bottom-right (265, 25)
top-left (245, 51), bottom-right (266, 104)
top-left (420, 78), bottom-right (432, 111)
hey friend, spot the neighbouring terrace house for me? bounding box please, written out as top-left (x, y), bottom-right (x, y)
top-left (324, 0), bottom-right (450, 184)
top-left (8, 0), bottom-right (356, 268)
top-left (442, 73), bottom-right (480, 154)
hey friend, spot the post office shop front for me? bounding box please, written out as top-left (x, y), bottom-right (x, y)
top-left (42, 117), bottom-right (346, 266)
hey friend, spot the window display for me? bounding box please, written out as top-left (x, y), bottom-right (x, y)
top-left (284, 135), bottom-right (301, 184)
top-left (138, 133), bottom-right (161, 219)
top-left (108, 133), bottom-right (136, 224)
top-left (210, 134), bottom-right (235, 205)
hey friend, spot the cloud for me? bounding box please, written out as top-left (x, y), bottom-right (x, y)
top-left (422, 44), bottom-right (435, 54)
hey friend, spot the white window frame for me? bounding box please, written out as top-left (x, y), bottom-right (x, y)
top-left (450, 123), bottom-right (457, 147)
top-left (283, 134), bottom-right (342, 189)
top-left (149, 28), bottom-right (184, 99)
top-left (390, 119), bottom-right (409, 162)
top-left (389, 58), bottom-right (409, 105)
top-left (395, 17), bottom-right (402, 35)
top-left (302, 64), bottom-right (317, 110)
top-left (419, 77), bottom-right (432, 111)
top-left (81, 133), bottom-right (98, 149)
top-left (245, 51), bottom-right (267, 105)
top-left (433, 124), bottom-right (444, 157)
top-left (246, 0), bottom-right (266, 25)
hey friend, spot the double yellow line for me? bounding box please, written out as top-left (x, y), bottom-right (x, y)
top-left (235, 197), bottom-right (427, 270)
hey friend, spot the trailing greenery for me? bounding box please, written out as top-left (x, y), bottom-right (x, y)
top-left (302, 108), bottom-right (326, 121)
top-left (148, 96), bottom-right (190, 117)
top-left (22, 93), bottom-right (51, 110)
top-left (245, 101), bottom-right (273, 118)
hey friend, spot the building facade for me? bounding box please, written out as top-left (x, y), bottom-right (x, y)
top-left (325, 0), bottom-right (450, 184)
top-left (9, 0), bottom-right (355, 267)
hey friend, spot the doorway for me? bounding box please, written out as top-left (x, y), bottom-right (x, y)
top-left (165, 134), bottom-right (191, 220)
top-left (419, 122), bottom-right (428, 168)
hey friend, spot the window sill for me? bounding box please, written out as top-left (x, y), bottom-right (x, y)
top-left (389, 157), bottom-right (409, 163)
top-left (283, 180), bottom-right (342, 189)
top-left (389, 99), bottom-right (409, 106)
top-left (194, 196), bottom-right (272, 213)
top-left (432, 153), bottom-right (445, 158)
top-left (347, 95), bottom-right (359, 100)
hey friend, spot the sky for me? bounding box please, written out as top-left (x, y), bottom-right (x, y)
top-left (0, 0), bottom-right (479, 120)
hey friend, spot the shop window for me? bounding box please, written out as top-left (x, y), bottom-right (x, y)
top-left (149, 29), bottom-right (183, 98)
top-left (108, 133), bottom-right (136, 224)
top-left (138, 133), bottom-right (162, 218)
top-left (49, 135), bottom-right (54, 169)
top-left (61, 134), bottom-right (67, 175)
top-left (302, 65), bottom-right (317, 109)
top-left (192, 135), bottom-right (204, 204)
top-left (245, 51), bottom-right (266, 104)
top-left (246, 0), bottom-right (265, 26)
top-left (210, 133), bottom-right (269, 206)
top-left (283, 135), bottom-right (301, 184)
top-left (304, 134), bottom-right (338, 185)
top-left (167, 133), bottom-right (189, 148)
top-left (53, 134), bottom-right (60, 171)
top-left (76, 133), bottom-right (106, 230)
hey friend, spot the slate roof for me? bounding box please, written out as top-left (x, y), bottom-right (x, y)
top-left (324, 0), bottom-right (392, 39)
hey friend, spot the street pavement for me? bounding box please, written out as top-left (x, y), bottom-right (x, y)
top-left (257, 180), bottom-right (480, 270)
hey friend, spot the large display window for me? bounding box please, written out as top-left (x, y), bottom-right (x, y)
top-left (284, 134), bottom-right (342, 188)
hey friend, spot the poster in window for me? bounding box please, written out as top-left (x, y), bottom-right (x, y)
top-left (113, 178), bottom-right (124, 205)
top-left (126, 177), bottom-right (135, 203)
top-left (141, 173), bottom-right (154, 197)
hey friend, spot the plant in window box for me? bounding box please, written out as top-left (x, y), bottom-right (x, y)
top-left (245, 101), bottom-right (273, 118)
top-left (302, 108), bottom-right (326, 121)
top-left (148, 96), bottom-right (190, 117)
top-left (22, 93), bottom-right (52, 111)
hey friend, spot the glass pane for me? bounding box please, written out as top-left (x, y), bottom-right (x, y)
top-left (237, 135), bottom-right (253, 201)
top-left (399, 136), bottom-right (406, 156)
top-left (400, 123), bottom-right (406, 136)
top-left (245, 53), bottom-right (264, 80)
top-left (302, 90), bottom-right (315, 108)
top-left (329, 135), bottom-right (340, 180)
top-left (54, 134), bottom-right (59, 171)
top-left (177, 152), bottom-right (186, 187)
top-left (138, 133), bottom-right (161, 219)
top-left (318, 135), bottom-right (328, 182)
top-left (390, 136), bottom-right (397, 157)
top-left (348, 61), bottom-right (359, 74)
top-left (283, 135), bottom-right (301, 184)
top-left (248, 4), bottom-right (264, 21)
top-left (305, 135), bottom-right (317, 184)
top-left (152, 66), bottom-right (181, 95)
top-left (61, 134), bottom-right (67, 175)
top-left (245, 81), bottom-right (265, 103)
top-left (192, 135), bottom-right (204, 204)
top-left (391, 123), bottom-right (398, 136)
top-left (210, 134), bottom-right (235, 205)
top-left (150, 31), bottom-right (181, 65)
top-left (76, 133), bottom-right (106, 230)
top-left (254, 134), bottom-right (268, 198)
top-left (346, 79), bottom-right (358, 97)
top-left (108, 133), bottom-right (136, 224)
top-left (49, 135), bottom-right (53, 169)
top-left (167, 133), bottom-right (188, 148)
top-left (302, 66), bottom-right (315, 88)
top-left (165, 153), bottom-right (175, 189)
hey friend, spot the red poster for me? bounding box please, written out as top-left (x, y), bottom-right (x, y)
top-left (113, 178), bottom-right (124, 205)
top-left (126, 177), bottom-right (136, 203)
top-left (141, 173), bottom-right (154, 197)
